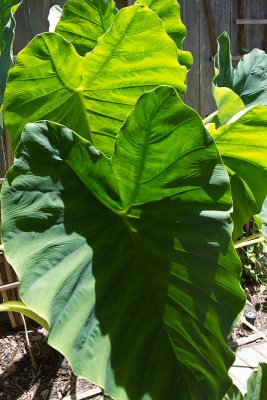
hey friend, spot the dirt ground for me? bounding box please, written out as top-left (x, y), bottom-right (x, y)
top-left (0, 322), bottom-right (108, 400)
top-left (0, 286), bottom-right (266, 400)
top-left (231, 285), bottom-right (267, 342)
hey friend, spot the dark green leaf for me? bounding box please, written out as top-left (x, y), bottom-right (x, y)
top-left (2, 86), bottom-right (245, 400)
top-left (214, 32), bottom-right (233, 89)
top-left (212, 33), bottom-right (244, 126)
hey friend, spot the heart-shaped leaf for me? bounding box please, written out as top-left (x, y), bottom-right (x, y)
top-left (2, 86), bottom-right (245, 400)
top-left (4, 5), bottom-right (187, 154)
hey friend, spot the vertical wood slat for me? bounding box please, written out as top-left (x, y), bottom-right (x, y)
top-left (203, 0), bottom-right (217, 56)
top-left (180, 0), bottom-right (201, 114)
top-left (246, 0), bottom-right (264, 52)
top-left (238, 0), bottom-right (247, 53)
top-left (199, 0), bottom-right (216, 117)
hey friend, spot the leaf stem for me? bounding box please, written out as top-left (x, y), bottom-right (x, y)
top-left (234, 235), bottom-right (265, 249)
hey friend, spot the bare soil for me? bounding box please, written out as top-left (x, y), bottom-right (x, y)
top-left (231, 285), bottom-right (267, 343)
top-left (0, 322), bottom-right (108, 400)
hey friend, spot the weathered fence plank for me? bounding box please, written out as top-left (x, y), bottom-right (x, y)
top-left (181, 0), bottom-right (201, 112)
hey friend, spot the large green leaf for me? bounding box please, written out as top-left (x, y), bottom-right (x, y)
top-left (55, 0), bottom-right (117, 55)
top-left (2, 86), bottom-right (245, 400)
top-left (55, 0), bottom-right (192, 69)
top-left (214, 32), bottom-right (267, 110)
top-left (4, 4), bottom-right (187, 154)
top-left (209, 106), bottom-right (267, 239)
top-left (223, 363), bottom-right (267, 400)
top-left (0, 0), bottom-right (22, 136)
top-left (134, 0), bottom-right (192, 69)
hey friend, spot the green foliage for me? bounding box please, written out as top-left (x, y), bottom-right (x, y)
top-left (214, 32), bottom-right (267, 108)
top-left (207, 32), bottom-right (267, 128)
top-left (237, 220), bottom-right (267, 285)
top-left (0, 0), bottom-right (22, 136)
top-left (223, 363), bottom-right (267, 400)
top-left (3, 3), bottom-right (267, 399)
top-left (55, 0), bottom-right (192, 70)
top-left (2, 86), bottom-right (245, 400)
top-left (207, 106), bottom-right (267, 240)
top-left (134, 0), bottom-right (192, 69)
top-left (55, 0), bottom-right (118, 55)
top-left (4, 3), bottom-right (188, 153)
top-left (241, 241), bottom-right (267, 284)
top-left (208, 33), bottom-right (267, 242)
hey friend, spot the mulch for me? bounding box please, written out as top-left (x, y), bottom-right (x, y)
top-left (232, 285), bottom-right (267, 342)
top-left (0, 322), bottom-right (107, 400)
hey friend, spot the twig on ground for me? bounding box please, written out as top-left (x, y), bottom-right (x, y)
top-left (240, 316), bottom-right (267, 343)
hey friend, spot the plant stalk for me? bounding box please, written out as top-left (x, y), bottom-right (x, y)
top-left (234, 235), bottom-right (265, 249)
top-left (21, 314), bottom-right (37, 371)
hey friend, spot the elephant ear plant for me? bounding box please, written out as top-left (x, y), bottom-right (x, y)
top-left (4, 0), bottom-right (191, 154)
top-left (2, 86), bottom-right (245, 400)
top-left (3, 0), bottom-right (267, 399)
